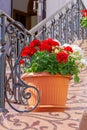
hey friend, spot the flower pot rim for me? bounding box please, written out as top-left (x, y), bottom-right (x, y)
top-left (22, 72), bottom-right (71, 79)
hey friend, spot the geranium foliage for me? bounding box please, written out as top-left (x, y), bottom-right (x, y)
top-left (80, 9), bottom-right (87, 28)
top-left (20, 38), bottom-right (87, 83)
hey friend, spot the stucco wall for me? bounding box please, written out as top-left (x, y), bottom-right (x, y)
top-left (0, 0), bottom-right (11, 40)
top-left (46, 0), bottom-right (67, 18)
top-left (0, 0), bottom-right (11, 16)
top-left (82, 0), bottom-right (87, 8)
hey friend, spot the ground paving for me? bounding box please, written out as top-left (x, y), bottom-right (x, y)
top-left (0, 40), bottom-right (87, 130)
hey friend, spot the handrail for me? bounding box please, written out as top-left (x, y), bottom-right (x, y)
top-left (0, 0), bottom-right (86, 38)
top-left (0, 10), bottom-right (40, 113)
top-left (0, 0), bottom-right (86, 40)
top-left (80, 0), bottom-right (87, 9)
top-left (29, 0), bottom-right (75, 34)
top-left (0, 0), bottom-right (86, 113)
top-left (27, 0), bottom-right (87, 44)
top-left (0, 10), bottom-right (31, 36)
top-left (29, 0), bottom-right (87, 34)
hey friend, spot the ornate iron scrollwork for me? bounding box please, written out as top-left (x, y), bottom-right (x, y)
top-left (0, 0), bottom-right (86, 113)
top-left (4, 21), bottom-right (40, 112)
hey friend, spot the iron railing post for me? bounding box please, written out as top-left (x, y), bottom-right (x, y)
top-left (0, 0), bottom-right (86, 113)
top-left (0, 15), bottom-right (6, 112)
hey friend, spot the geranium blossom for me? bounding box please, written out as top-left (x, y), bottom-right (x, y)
top-left (40, 38), bottom-right (60, 52)
top-left (21, 46), bottom-right (30, 56)
top-left (20, 59), bottom-right (24, 64)
top-left (64, 46), bottom-right (73, 53)
top-left (81, 9), bottom-right (87, 17)
top-left (56, 52), bottom-right (68, 63)
top-left (80, 9), bottom-right (87, 28)
top-left (29, 39), bottom-right (41, 50)
top-left (20, 38), bottom-right (87, 83)
top-left (71, 45), bottom-right (82, 52)
top-left (21, 46), bottom-right (36, 57)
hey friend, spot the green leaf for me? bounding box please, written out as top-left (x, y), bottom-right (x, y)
top-left (74, 75), bottom-right (80, 83)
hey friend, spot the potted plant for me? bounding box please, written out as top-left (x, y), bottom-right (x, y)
top-left (80, 9), bottom-right (87, 28)
top-left (20, 38), bottom-right (87, 111)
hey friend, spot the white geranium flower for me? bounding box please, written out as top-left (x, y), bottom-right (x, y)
top-left (71, 45), bottom-right (84, 56)
top-left (81, 58), bottom-right (87, 66)
top-left (71, 45), bottom-right (81, 51)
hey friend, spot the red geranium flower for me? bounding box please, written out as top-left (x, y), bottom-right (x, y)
top-left (28, 47), bottom-right (37, 56)
top-left (64, 46), bottom-right (73, 52)
top-left (81, 9), bottom-right (87, 17)
top-left (56, 51), bottom-right (68, 63)
top-left (29, 39), bottom-right (41, 51)
top-left (19, 59), bottom-right (24, 64)
top-left (40, 38), bottom-right (60, 52)
top-left (21, 46), bottom-right (36, 57)
top-left (21, 46), bottom-right (30, 57)
top-left (40, 39), bottom-right (52, 52)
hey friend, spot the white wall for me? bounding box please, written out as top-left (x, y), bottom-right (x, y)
top-left (82, 0), bottom-right (87, 8)
top-left (13, 0), bottom-right (67, 19)
top-left (46, 0), bottom-right (67, 18)
top-left (0, 0), bottom-right (12, 40)
top-left (0, 0), bottom-right (11, 16)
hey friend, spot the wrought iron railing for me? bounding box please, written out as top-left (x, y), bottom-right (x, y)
top-left (0, 12), bottom-right (40, 112)
top-left (29, 0), bottom-right (87, 44)
top-left (0, 0), bottom-right (87, 113)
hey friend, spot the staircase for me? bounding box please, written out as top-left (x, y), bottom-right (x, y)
top-left (29, 0), bottom-right (87, 44)
top-left (0, 0), bottom-right (87, 113)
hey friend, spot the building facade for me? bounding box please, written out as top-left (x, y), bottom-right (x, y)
top-left (0, 0), bottom-right (67, 29)
top-left (0, 0), bottom-right (72, 30)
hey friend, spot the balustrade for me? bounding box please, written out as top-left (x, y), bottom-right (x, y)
top-left (0, 0), bottom-right (86, 113)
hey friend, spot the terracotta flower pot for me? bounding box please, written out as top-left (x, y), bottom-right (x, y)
top-left (22, 72), bottom-right (71, 111)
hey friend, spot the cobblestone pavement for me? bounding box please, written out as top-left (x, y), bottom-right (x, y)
top-left (0, 40), bottom-right (87, 130)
